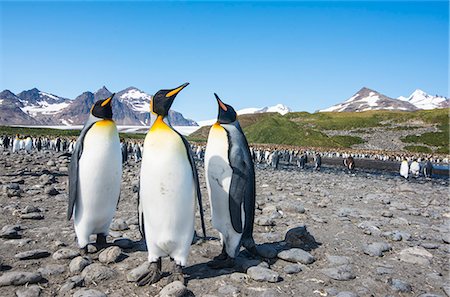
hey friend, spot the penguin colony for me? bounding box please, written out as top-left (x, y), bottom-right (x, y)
top-left (7, 82), bottom-right (433, 287)
top-left (67, 83), bottom-right (257, 286)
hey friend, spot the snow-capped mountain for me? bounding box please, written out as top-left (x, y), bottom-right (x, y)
top-left (0, 87), bottom-right (197, 126)
top-left (198, 104), bottom-right (292, 126)
top-left (398, 89), bottom-right (449, 110)
top-left (320, 87), bottom-right (418, 112)
top-left (17, 88), bottom-right (70, 117)
top-left (238, 104), bottom-right (292, 116)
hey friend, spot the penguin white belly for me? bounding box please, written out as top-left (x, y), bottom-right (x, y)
top-left (205, 124), bottom-right (243, 257)
top-left (24, 138), bottom-right (32, 153)
top-left (400, 162), bottom-right (409, 178)
top-left (12, 140), bottom-right (20, 153)
top-left (140, 122), bottom-right (195, 266)
top-left (75, 120), bottom-right (122, 248)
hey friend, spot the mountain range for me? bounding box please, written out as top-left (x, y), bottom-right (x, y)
top-left (0, 87), bottom-right (197, 126)
top-left (0, 86), bottom-right (448, 126)
top-left (320, 88), bottom-right (449, 112)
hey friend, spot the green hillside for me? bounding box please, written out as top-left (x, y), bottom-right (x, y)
top-left (188, 109), bottom-right (449, 153)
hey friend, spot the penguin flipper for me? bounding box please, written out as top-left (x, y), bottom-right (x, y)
top-left (67, 140), bottom-right (83, 220)
top-left (175, 131), bottom-right (207, 238)
top-left (225, 123), bottom-right (256, 243)
top-left (137, 181), bottom-right (145, 239)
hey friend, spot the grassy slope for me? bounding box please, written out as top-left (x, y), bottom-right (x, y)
top-left (189, 109), bottom-right (449, 153)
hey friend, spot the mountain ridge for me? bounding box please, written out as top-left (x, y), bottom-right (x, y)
top-left (0, 87), bottom-right (197, 126)
top-left (320, 87), bottom-right (449, 113)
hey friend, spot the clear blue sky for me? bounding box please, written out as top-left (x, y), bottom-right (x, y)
top-left (0, 1), bottom-right (448, 121)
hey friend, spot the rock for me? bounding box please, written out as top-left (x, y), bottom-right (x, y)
top-left (247, 266), bottom-right (280, 283)
top-left (53, 248), bottom-right (80, 260)
top-left (0, 225), bottom-right (22, 239)
top-left (127, 262), bottom-right (151, 282)
top-left (399, 246), bottom-right (433, 265)
top-left (421, 242), bottom-right (439, 249)
top-left (113, 238), bottom-right (134, 249)
top-left (59, 275), bottom-right (84, 293)
top-left (111, 218), bottom-right (129, 231)
top-left (230, 272), bottom-right (248, 282)
top-left (157, 281), bottom-right (189, 297)
top-left (257, 244), bottom-right (278, 259)
top-left (389, 278), bottom-right (412, 292)
top-left (336, 292), bottom-right (359, 297)
top-left (44, 186), bottom-right (59, 196)
top-left (73, 288), bottom-right (106, 297)
top-left (20, 213), bottom-right (44, 220)
top-left (70, 256), bottom-right (92, 274)
top-left (277, 248), bottom-right (315, 264)
top-left (363, 242), bottom-right (391, 257)
top-left (321, 265), bottom-right (356, 281)
top-left (442, 233), bottom-right (450, 244)
top-left (442, 284), bottom-right (450, 296)
top-left (218, 285), bottom-right (240, 295)
top-left (15, 285), bottom-right (41, 297)
top-left (284, 225), bottom-right (318, 250)
top-left (376, 266), bottom-right (393, 275)
top-left (39, 174), bottom-right (55, 185)
top-left (21, 205), bottom-right (41, 214)
top-left (284, 263), bottom-right (302, 274)
top-left (99, 246), bottom-right (122, 264)
top-left (0, 271), bottom-right (43, 286)
top-left (326, 255), bottom-right (351, 266)
top-left (255, 216), bottom-right (275, 226)
top-left (81, 263), bottom-right (116, 284)
top-left (46, 160), bottom-right (56, 166)
top-left (15, 249), bottom-right (50, 260)
top-left (37, 264), bottom-right (66, 277)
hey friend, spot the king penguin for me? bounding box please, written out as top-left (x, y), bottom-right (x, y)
top-left (204, 93), bottom-right (258, 269)
top-left (137, 83), bottom-right (206, 286)
top-left (67, 94), bottom-right (122, 253)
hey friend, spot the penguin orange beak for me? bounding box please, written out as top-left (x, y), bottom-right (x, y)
top-left (214, 93), bottom-right (227, 111)
top-left (166, 83), bottom-right (189, 98)
top-left (101, 93), bottom-right (115, 106)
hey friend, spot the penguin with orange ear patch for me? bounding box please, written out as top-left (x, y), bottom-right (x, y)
top-left (68, 94), bottom-right (122, 254)
top-left (137, 83), bottom-right (206, 286)
top-left (204, 93), bottom-right (258, 269)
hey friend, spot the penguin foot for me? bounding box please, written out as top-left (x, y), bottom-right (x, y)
top-left (79, 246), bottom-right (88, 256)
top-left (245, 245), bottom-right (259, 257)
top-left (167, 264), bottom-right (185, 285)
top-left (136, 262), bottom-right (161, 286)
top-left (207, 256), bottom-right (235, 269)
top-left (212, 251), bottom-right (228, 261)
top-left (95, 234), bottom-right (109, 250)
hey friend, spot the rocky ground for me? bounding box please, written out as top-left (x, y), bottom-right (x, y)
top-left (0, 150), bottom-right (449, 297)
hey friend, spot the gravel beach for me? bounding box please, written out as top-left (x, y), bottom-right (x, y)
top-left (0, 150), bottom-right (448, 297)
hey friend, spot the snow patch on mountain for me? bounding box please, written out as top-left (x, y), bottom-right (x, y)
top-left (119, 88), bottom-right (151, 113)
top-left (238, 104), bottom-right (292, 115)
top-left (198, 104), bottom-right (292, 127)
top-left (398, 89), bottom-right (449, 110)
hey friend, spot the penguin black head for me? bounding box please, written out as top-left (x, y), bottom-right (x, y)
top-left (91, 94), bottom-right (115, 119)
top-left (152, 83), bottom-right (189, 117)
top-left (215, 93), bottom-right (237, 124)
